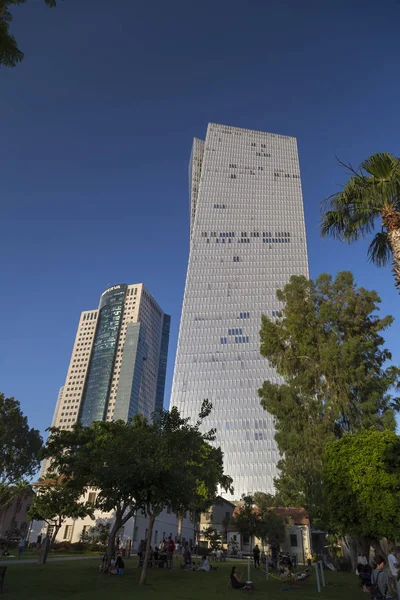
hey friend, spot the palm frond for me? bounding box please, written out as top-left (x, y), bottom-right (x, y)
top-left (320, 210), bottom-right (346, 240)
top-left (367, 232), bottom-right (392, 267)
top-left (360, 153), bottom-right (398, 179)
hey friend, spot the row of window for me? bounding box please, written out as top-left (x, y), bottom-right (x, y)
top-left (219, 335), bottom-right (250, 344)
top-left (228, 164), bottom-right (267, 172)
top-left (202, 231), bottom-right (291, 238)
top-left (212, 238), bottom-right (292, 245)
top-left (213, 204), bottom-right (227, 209)
top-left (240, 312), bottom-right (250, 319)
top-left (233, 256), bottom-right (240, 262)
top-left (228, 328), bottom-right (243, 335)
top-left (274, 173), bottom-right (301, 179)
top-left (82, 312), bottom-right (97, 321)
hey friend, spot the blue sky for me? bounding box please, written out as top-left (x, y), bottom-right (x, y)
top-left (1, 0), bottom-right (400, 437)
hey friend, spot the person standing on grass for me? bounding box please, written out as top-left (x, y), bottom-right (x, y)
top-left (167, 536), bottom-right (175, 569)
top-left (17, 537), bottom-right (25, 559)
top-left (36, 534), bottom-right (42, 551)
top-left (387, 547), bottom-right (400, 598)
top-left (253, 544), bottom-right (260, 569)
top-left (371, 555), bottom-right (391, 599)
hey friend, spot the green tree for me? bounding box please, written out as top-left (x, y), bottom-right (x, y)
top-left (260, 509), bottom-right (286, 547)
top-left (258, 272), bottom-right (400, 522)
top-left (0, 393), bottom-right (42, 508)
top-left (44, 402), bottom-right (232, 586)
top-left (82, 519), bottom-right (111, 549)
top-left (28, 474), bottom-right (94, 545)
top-left (221, 514), bottom-right (231, 542)
top-left (0, 0), bottom-right (59, 67)
top-left (44, 419), bottom-right (148, 567)
top-left (323, 430), bottom-right (400, 564)
top-left (233, 497), bottom-right (261, 542)
top-left (136, 402), bottom-right (232, 585)
top-left (233, 495), bottom-right (286, 548)
top-left (253, 491), bottom-right (276, 512)
top-left (202, 526), bottom-right (222, 550)
top-left (321, 153), bottom-right (400, 290)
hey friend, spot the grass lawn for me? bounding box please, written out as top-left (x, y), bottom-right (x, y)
top-left (1, 557), bottom-right (365, 600)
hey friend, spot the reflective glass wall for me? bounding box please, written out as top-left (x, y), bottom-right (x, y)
top-left (79, 285), bottom-right (127, 426)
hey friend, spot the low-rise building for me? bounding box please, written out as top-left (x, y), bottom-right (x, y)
top-left (226, 506), bottom-right (312, 563)
top-left (0, 488), bottom-right (34, 541)
top-left (28, 488), bottom-right (195, 551)
top-left (199, 496), bottom-right (236, 548)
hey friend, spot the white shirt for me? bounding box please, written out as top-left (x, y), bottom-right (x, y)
top-left (388, 553), bottom-right (398, 577)
top-left (358, 556), bottom-right (368, 566)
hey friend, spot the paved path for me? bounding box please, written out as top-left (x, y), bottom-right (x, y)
top-left (0, 554), bottom-right (99, 566)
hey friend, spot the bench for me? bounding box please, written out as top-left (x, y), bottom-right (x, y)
top-left (0, 566), bottom-right (7, 594)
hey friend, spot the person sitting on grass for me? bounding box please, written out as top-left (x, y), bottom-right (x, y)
top-left (231, 566), bottom-right (245, 589)
top-left (110, 555), bottom-right (125, 575)
top-left (182, 547), bottom-right (192, 569)
top-left (197, 555), bottom-right (211, 571)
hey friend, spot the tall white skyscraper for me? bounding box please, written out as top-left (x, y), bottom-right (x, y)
top-left (170, 123), bottom-right (309, 499)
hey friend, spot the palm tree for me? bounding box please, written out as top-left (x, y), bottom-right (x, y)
top-left (321, 153), bottom-right (400, 289)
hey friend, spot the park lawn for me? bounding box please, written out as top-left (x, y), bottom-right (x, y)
top-left (1, 558), bottom-right (365, 600)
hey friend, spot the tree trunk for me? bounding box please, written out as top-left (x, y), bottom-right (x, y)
top-left (371, 538), bottom-right (388, 560)
top-left (177, 512), bottom-right (183, 540)
top-left (382, 207), bottom-right (400, 289)
top-left (341, 536), bottom-right (358, 571)
top-left (107, 517), bottom-right (122, 568)
top-left (51, 524), bottom-right (60, 545)
top-left (360, 536), bottom-right (372, 562)
top-left (139, 512), bottom-right (156, 586)
top-left (388, 229), bottom-right (400, 289)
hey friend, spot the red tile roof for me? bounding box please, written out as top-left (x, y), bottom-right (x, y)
top-left (227, 506), bottom-right (309, 532)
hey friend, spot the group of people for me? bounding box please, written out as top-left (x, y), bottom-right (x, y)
top-left (137, 536), bottom-right (178, 569)
top-left (358, 548), bottom-right (400, 599)
top-left (99, 553), bottom-right (125, 575)
top-left (210, 548), bottom-right (225, 561)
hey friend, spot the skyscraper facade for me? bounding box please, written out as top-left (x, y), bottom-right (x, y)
top-left (50, 283), bottom-right (170, 431)
top-left (37, 286), bottom-right (195, 547)
top-left (170, 123), bottom-right (309, 499)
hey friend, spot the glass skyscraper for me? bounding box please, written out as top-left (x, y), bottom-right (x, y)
top-left (49, 283), bottom-right (170, 430)
top-left (170, 123), bottom-right (309, 499)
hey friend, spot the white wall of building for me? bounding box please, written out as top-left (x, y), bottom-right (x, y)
top-left (29, 508), bottom-right (195, 552)
top-left (227, 524), bottom-right (312, 563)
top-left (170, 123), bottom-right (309, 499)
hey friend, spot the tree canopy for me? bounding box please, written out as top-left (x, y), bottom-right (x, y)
top-left (0, 0), bottom-right (58, 68)
top-left (43, 401), bottom-right (232, 584)
top-left (323, 429), bottom-right (400, 542)
top-left (321, 153), bottom-right (400, 290)
top-left (258, 272), bottom-right (400, 522)
top-left (232, 494), bottom-right (286, 547)
top-left (202, 526), bottom-right (222, 550)
top-left (0, 393), bottom-right (43, 507)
